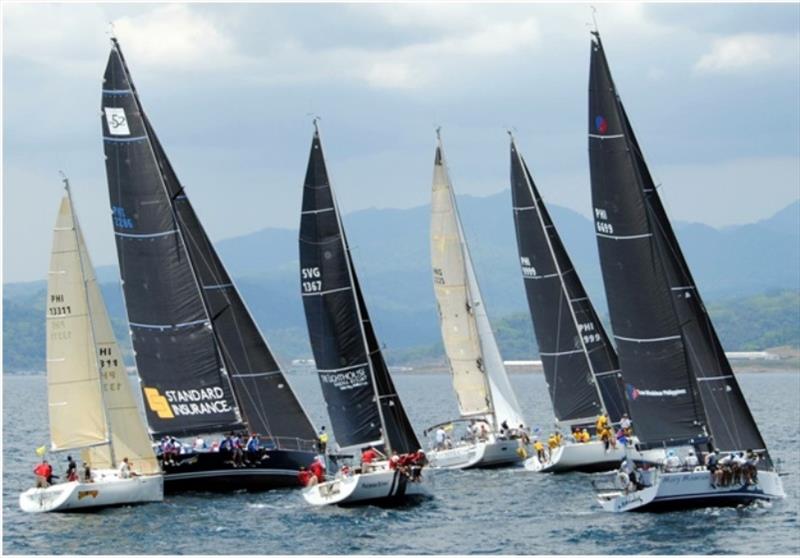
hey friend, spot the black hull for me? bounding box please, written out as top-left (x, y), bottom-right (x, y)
top-left (161, 449), bottom-right (315, 493)
top-left (639, 492), bottom-right (770, 513)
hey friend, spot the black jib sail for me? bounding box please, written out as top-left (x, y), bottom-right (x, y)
top-left (510, 136), bottom-right (628, 426)
top-left (299, 124), bottom-right (420, 455)
top-left (588, 31), bottom-right (770, 462)
top-left (102, 39), bottom-right (315, 445)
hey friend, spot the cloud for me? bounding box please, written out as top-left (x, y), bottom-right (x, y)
top-left (112, 5), bottom-right (241, 71)
top-left (2, 4), bottom-right (242, 74)
top-left (694, 33), bottom-right (799, 73)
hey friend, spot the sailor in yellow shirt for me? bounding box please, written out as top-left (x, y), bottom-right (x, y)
top-left (533, 438), bottom-right (547, 463)
top-left (317, 426), bottom-right (329, 454)
top-left (595, 413), bottom-right (616, 451)
top-left (580, 428), bottom-right (591, 443)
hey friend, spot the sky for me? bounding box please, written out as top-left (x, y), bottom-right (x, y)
top-left (3, 2), bottom-right (799, 283)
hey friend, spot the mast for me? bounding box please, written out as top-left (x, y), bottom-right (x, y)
top-left (509, 135), bottom-right (628, 425)
top-left (64, 176), bottom-right (116, 467)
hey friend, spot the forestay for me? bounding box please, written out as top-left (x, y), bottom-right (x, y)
top-left (588, 31), bottom-right (769, 460)
top-left (431, 135), bottom-right (526, 430)
top-left (509, 138), bottom-right (628, 426)
top-left (299, 125), bottom-right (420, 454)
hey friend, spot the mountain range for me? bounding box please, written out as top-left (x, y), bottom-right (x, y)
top-left (3, 192), bottom-right (798, 371)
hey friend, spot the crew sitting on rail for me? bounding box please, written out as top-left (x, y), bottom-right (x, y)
top-left (744, 450), bottom-right (760, 485)
top-left (360, 445), bottom-right (382, 472)
top-left (619, 413), bottom-right (632, 437)
top-left (663, 449), bottom-right (682, 472)
top-left (684, 450), bottom-right (699, 470)
top-left (244, 433), bottom-right (262, 465)
top-left (409, 450), bottom-right (427, 482)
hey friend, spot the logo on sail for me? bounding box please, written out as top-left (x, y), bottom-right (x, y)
top-left (144, 387), bottom-right (174, 419)
top-left (104, 107), bottom-right (130, 136)
top-left (320, 367), bottom-right (369, 391)
top-left (626, 383), bottom-right (686, 400)
top-left (595, 115), bottom-right (608, 134)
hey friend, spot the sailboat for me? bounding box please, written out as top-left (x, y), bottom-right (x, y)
top-left (587, 30), bottom-right (785, 511)
top-left (426, 131), bottom-right (527, 469)
top-left (100, 38), bottom-right (318, 492)
top-left (19, 180), bottom-right (163, 513)
top-left (508, 134), bottom-right (654, 473)
top-left (298, 122), bottom-right (430, 506)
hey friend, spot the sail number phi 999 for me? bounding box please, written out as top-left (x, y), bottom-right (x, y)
top-left (301, 267), bottom-right (322, 293)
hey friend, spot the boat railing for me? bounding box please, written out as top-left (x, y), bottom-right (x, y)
top-left (270, 436), bottom-right (318, 452)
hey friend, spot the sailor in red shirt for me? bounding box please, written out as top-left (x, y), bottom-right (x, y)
top-left (361, 446), bottom-right (380, 472)
top-left (297, 466), bottom-right (315, 487)
top-left (33, 460), bottom-right (53, 488)
top-left (309, 457), bottom-right (326, 483)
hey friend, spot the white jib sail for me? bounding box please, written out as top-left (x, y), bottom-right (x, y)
top-left (46, 195), bottom-right (109, 452)
top-left (73, 214), bottom-right (160, 474)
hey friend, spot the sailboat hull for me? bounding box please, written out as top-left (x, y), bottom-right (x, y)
top-left (302, 466), bottom-right (431, 507)
top-left (596, 469), bottom-right (785, 512)
top-left (524, 441), bottom-right (662, 473)
top-left (19, 471), bottom-right (163, 513)
top-left (428, 439), bottom-right (523, 469)
top-left (160, 449), bottom-right (315, 493)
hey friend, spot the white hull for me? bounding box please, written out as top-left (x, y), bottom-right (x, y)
top-left (302, 466), bottom-right (430, 507)
top-left (428, 439), bottom-right (523, 469)
top-left (19, 471), bottom-right (163, 513)
top-left (597, 469), bottom-right (785, 512)
top-left (524, 441), bottom-right (662, 473)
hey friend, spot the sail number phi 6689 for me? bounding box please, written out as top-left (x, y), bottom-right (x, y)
top-left (594, 208), bottom-right (614, 235)
top-left (301, 267), bottom-right (322, 293)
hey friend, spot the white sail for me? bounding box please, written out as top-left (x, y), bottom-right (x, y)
top-left (431, 135), bottom-right (526, 428)
top-left (46, 196), bottom-right (109, 452)
top-left (73, 216), bottom-right (160, 474)
top-left (431, 141), bottom-right (492, 417)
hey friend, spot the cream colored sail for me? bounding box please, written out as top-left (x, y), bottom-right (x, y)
top-left (74, 217), bottom-right (160, 475)
top-left (431, 139), bottom-right (492, 417)
top-left (46, 196), bottom-right (109, 451)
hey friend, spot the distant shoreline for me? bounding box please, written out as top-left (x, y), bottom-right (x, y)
top-left (5, 363), bottom-right (800, 376)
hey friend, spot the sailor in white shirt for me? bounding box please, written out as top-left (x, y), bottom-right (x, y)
top-left (684, 451), bottom-right (699, 469)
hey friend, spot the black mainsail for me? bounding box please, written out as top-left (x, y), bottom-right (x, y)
top-left (299, 124), bottom-right (419, 455)
top-left (588, 31), bottom-right (770, 461)
top-left (102, 38), bottom-right (315, 444)
top-left (510, 136), bottom-right (628, 426)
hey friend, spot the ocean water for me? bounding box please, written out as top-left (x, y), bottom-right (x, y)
top-left (3, 371), bottom-right (799, 555)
